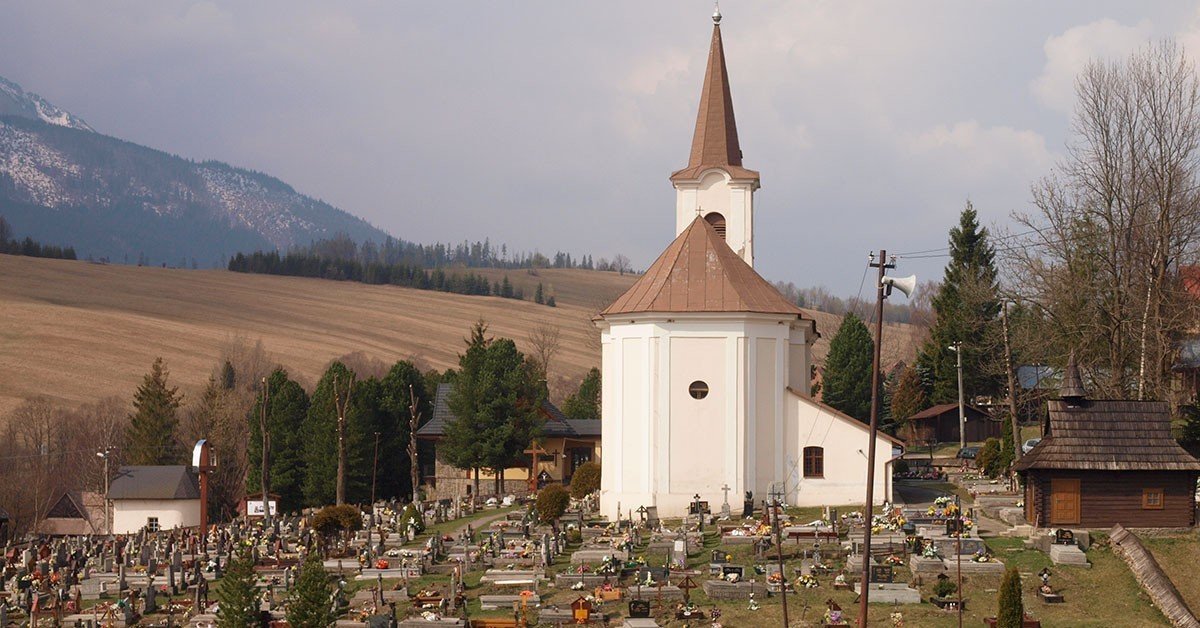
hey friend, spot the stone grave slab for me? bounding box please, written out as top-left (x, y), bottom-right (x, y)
top-left (555, 573), bottom-right (615, 587)
top-left (941, 558), bottom-right (1005, 574)
top-left (399, 619), bottom-right (466, 628)
top-left (853, 582), bottom-right (921, 604)
top-left (479, 593), bottom-right (541, 610)
top-left (571, 549), bottom-right (626, 564)
top-left (624, 585), bottom-right (684, 601)
top-left (479, 569), bottom-right (544, 585)
top-left (701, 579), bottom-right (767, 600)
top-left (909, 555), bottom-right (946, 575)
top-left (1049, 544), bottom-right (1089, 566)
top-left (623, 619), bottom-right (661, 628)
top-left (932, 537), bottom-right (987, 557)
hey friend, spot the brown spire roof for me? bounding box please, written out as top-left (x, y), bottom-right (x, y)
top-left (1059, 353), bottom-right (1087, 400)
top-left (670, 23), bottom-right (760, 183)
top-left (601, 217), bottom-right (803, 316)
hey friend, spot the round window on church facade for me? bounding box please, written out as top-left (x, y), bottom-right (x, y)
top-left (688, 380), bottom-right (709, 399)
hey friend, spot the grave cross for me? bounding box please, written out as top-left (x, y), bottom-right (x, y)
top-left (523, 441), bottom-right (549, 494)
top-left (677, 575), bottom-right (698, 605)
top-left (720, 484), bottom-right (732, 517)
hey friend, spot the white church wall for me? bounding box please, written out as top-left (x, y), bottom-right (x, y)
top-left (786, 391), bottom-right (895, 507)
top-left (668, 336), bottom-right (727, 493)
top-left (674, 169), bottom-right (755, 265)
top-left (753, 337), bottom-right (777, 496)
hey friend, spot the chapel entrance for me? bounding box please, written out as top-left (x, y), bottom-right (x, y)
top-left (1049, 478), bottom-right (1081, 525)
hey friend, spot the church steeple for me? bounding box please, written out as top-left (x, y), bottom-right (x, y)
top-left (671, 8), bottom-right (760, 266)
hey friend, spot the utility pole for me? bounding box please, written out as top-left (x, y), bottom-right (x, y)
top-left (859, 250), bottom-right (892, 628)
top-left (950, 341), bottom-right (966, 449)
top-left (769, 486), bottom-right (789, 627)
top-left (260, 376), bottom-right (271, 527)
top-left (1002, 302), bottom-right (1021, 462)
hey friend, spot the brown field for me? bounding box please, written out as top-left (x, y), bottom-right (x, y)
top-left (0, 254), bottom-right (922, 418)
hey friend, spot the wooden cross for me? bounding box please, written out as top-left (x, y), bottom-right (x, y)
top-left (677, 575), bottom-right (699, 605)
top-left (524, 441), bottom-right (548, 493)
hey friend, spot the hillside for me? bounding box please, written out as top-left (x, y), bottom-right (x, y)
top-left (0, 76), bottom-right (389, 266)
top-left (0, 255), bottom-right (923, 418)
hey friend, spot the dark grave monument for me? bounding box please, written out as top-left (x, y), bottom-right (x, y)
top-left (628, 599), bottom-right (651, 618)
top-left (870, 564), bottom-right (894, 584)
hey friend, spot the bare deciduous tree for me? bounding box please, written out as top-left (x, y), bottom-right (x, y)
top-left (527, 322), bottom-right (562, 381)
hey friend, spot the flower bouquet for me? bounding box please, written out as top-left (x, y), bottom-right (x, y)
top-left (797, 574), bottom-right (819, 589)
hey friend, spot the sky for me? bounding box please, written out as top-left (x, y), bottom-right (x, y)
top-left (2, 1), bottom-right (1199, 295)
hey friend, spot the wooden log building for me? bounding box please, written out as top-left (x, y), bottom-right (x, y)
top-left (1016, 356), bottom-right (1200, 529)
top-left (903, 403), bottom-right (1001, 444)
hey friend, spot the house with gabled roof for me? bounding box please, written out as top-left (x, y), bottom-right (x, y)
top-left (1016, 356), bottom-right (1200, 528)
top-left (416, 382), bottom-right (601, 500)
top-left (108, 465), bottom-right (201, 534)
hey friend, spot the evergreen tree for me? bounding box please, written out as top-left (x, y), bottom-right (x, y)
top-left (562, 368), bottom-right (601, 421)
top-left (500, 276), bottom-right (513, 298)
top-left (534, 283), bottom-right (545, 305)
top-left (286, 550), bottom-right (336, 627)
top-left (916, 202), bottom-right (1002, 404)
top-left (546, 295), bottom-right (556, 308)
top-left (888, 365), bottom-right (927, 436)
top-left (215, 549), bottom-right (259, 628)
top-left (248, 368), bottom-right (310, 512)
top-left (997, 566), bottom-right (1024, 628)
top-left (125, 357), bottom-right (184, 465)
top-left (219, 360), bottom-right (236, 390)
top-left (1178, 404), bottom-right (1200, 457)
top-left (376, 361), bottom-right (432, 502)
top-left (822, 313), bottom-right (875, 421)
top-left (302, 362), bottom-right (362, 506)
top-left (443, 321), bottom-right (545, 494)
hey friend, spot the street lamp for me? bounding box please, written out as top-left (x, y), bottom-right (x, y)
top-left (96, 447), bottom-right (117, 535)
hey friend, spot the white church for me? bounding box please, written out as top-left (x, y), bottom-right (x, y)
top-left (597, 9), bottom-right (902, 518)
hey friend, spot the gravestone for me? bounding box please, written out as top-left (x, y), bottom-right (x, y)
top-left (628, 599), bottom-right (651, 618)
top-left (870, 564), bottom-right (894, 584)
top-left (721, 564), bottom-right (745, 581)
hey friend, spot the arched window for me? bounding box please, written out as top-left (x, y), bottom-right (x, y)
top-left (803, 446), bottom-right (824, 478)
top-left (704, 212), bottom-right (727, 240)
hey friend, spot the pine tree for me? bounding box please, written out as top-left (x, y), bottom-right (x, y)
top-left (534, 283), bottom-right (545, 305)
top-left (916, 202), bottom-right (1002, 404)
top-left (215, 549), bottom-right (259, 628)
top-left (500, 276), bottom-right (513, 298)
top-left (1178, 404), bottom-right (1200, 457)
top-left (286, 551), bottom-right (336, 627)
top-left (546, 295), bottom-right (556, 307)
top-left (997, 566), bottom-right (1024, 628)
top-left (562, 368), bottom-right (601, 421)
top-left (125, 357), bottom-right (184, 465)
top-left (822, 313), bottom-right (875, 421)
top-left (441, 321), bottom-right (492, 495)
top-left (888, 365), bottom-right (927, 436)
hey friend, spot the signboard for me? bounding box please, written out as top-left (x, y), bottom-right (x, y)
top-left (246, 500), bottom-right (278, 517)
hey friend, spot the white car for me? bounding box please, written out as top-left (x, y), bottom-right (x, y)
top-left (1022, 438), bottom-right (1042, 455)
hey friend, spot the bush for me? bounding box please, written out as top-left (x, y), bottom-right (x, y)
top-left (566, 528), bottom-right (582, 544)
top-left (535, 484), bottom-right (571, 523)
top-left (399, 503), bottom-right (426, 534)
top-left (313, 504), bottom-right (362, 537)
top-left (893, 459), bottom-right (910, 474)
top-left (570, 462), bottom-right (601, 499)
top-left (997, 566), bottom-right (1023, 628)
top-left (933, 577), bottom-right (958, 598)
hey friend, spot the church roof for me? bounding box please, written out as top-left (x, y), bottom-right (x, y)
top-left (417, 383), bottom-right (600, 440)
top-left (602, 217), bottom-right (804, 317)
top-left (108, 466), bottom-right (200, 500)
top-left (670, 21), bottom-right (760, 183)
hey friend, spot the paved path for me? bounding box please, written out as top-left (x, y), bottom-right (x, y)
top-left (894, 480), bottom-right (1010, 536)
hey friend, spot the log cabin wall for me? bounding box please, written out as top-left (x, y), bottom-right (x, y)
top-left (1025, 470), bottom-right (1198, 528)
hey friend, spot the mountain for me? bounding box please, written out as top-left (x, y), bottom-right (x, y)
top-left (0, 76), bottom-right (390, 265)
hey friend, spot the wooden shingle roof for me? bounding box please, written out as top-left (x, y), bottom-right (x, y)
top-left (416, 383), bottom-right (599, 440)
top-left (602, 217), bottom-right (804, 317)
top-left (1015, 399), bottom-right (1200, 472)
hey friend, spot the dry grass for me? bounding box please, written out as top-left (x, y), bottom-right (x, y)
top-left (0, 255), bottom-right (923, 419)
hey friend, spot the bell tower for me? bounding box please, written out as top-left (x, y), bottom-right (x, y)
top-left (670, 5), bottom-right (760, 267)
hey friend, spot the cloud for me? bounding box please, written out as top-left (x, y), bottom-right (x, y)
top-left (906, 120), bottom-right (1053, 181)
top-left (1031, 18), bottom-right (1153, 113)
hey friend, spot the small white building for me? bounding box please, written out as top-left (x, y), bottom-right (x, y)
top-left (109, 465), bottom-right (201, 534)
top-left (597, 9), bottom-right (902, 519)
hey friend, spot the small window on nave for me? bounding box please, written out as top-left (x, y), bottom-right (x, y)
top-left (704, 212), bottom-right (727, 240)
top-left (803, 446), bottom-right (824, 478)
top-left (689, 380), bottom-right (709, 399)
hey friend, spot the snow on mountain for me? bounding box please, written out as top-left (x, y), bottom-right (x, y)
top-left (0, 77), bottom-right (94, 132)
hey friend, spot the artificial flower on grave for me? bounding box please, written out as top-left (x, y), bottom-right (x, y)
top-left (972, 549), bottom-right (992, 563)
top-left (570, 581), bottom-right (585, 591)
top-left (834, 573), bottom-right (847, 585)
top-left (797, 574), bottom-right (819, 589)
top-left (921, 543), bottom-right (940, 559)
top-left (884, 555), bottom-right (904, 566)
top-left (890, 611), bottom-right (905, 626)
top-left (767, 571), bottom-right (784, 584)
